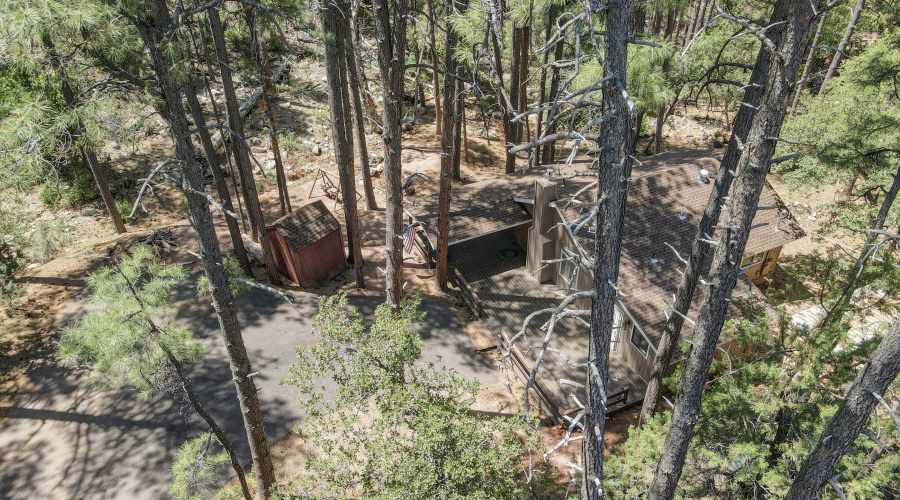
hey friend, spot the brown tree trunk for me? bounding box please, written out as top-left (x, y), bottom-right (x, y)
top-left (535, 3), bottom-right (558, 166)
top-left (508, 25), bottom-right (523, 168)
top-left (372, 0), bottom-right (408, 309)
top-left (542, 32), bottom-right (565, 164)
top-left (43, 35), bottom-right (126, 235)
top-left (346, 35), bottom-right (378, 210)
top-left (819, 0), bottom-right (865, 95)
top-left (684, 0), bottom-right (702, 50)
top-left (785, 321), bottom-right (900, 499)
top-left (321, 0), bottom-right (366, 288)
top-left (257, 44), bottom-right (292, 216)
top-left (143, 4), bottom-right (277, 497)
top-left (582, 0), bottom-right (635, 498)
top-left (184, 88), bottom-right (254, 278)
top-left (436, 0), bottom-right (462, 290)
top-left (647, 1), bottom-right (820, 497)
top-left (208, 7), bottom-right (281, 285)
top-left (426, 0), bottom-right (442, 136)
top-left (350, 0), bottom-right (380, 129)
top-left (652, 10), bottom-right (676, 155)
top-left (639, 4), bottom-right (782, 423)
top-left (791, 11), bottom-right (828, 114)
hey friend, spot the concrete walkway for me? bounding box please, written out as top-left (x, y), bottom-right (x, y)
top-left (0, 279), bottom-right (495, 500)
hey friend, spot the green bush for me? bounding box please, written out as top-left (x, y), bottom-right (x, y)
top-left (65, 167), bottom-right (99, 207)
top-left (39, 183), bottom-right (64, 207)
top-left (0, 240), bottom-right (22, 299)
top-left (26, 219), bottom-right (67, 263)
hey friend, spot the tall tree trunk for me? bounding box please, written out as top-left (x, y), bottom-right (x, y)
top-left (819, 0), bottom-right (865, 95)
top-left (508, 25), bottom-right (523, 165)
top-left (257, 44), bottom-right (292, 216)
top-left (436, 0), bottom-right (462, 290)
top-left (791, 11), bottom-right (828, 114)
top-left (43, 35), bottom-right (126, 235)
top-left (683, 0), bottom-right (702, 50)
top-left (321, 0), bottom-right (366, 288)
top-left (184, 88), bottom-right (254, 278)
top-left (426, 0), bottom-right (442, 136)
top-left (535, 3), bottom-right (558, 166)
top-left (640, 4), bottom-right (782, 423)
top-left (518, 21), bottom-right (530, 145)
top-left (582, 0), bottom-right (635, 497)
top-left (653, 10), bottom-right (676, 155)
top-left (820, 164), bottom-right (900, 330)
top-left (647, 1), bottom-right (820, 497)
top-left (785, 321), bottom-right (900, 499)
top-left (350, 0), bottom-right (380, 129)
top-left (144, 4), bottom-right (277, 497)
top-left (372, 0), bottom-right (408, 309)
top-left (542, 32), bottom-right (565, 164)
top-left (208, 7), bottom-right (282, 285)
top-left (346, 37), bottom-right (378, 210)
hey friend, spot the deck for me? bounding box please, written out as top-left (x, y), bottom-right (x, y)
top-left (449, 229), bottom-right (647, 418)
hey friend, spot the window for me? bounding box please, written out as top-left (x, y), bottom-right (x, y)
top-left (630, 327), bottom-right (650, 358)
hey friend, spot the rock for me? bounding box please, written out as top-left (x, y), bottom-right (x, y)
top-left (109, 142), bottom-right (120, 150)
top-left (81, 207), bottom-right (99, 216)
top-left (312, 145), bottom-right (323, 156)
top-left (241, 234), bottom-right (265, 263)
top-left (401, 122), bottom-right (414, 133)
top-left (267, 152), bottom-right (275, 160)
top-left (713, 137), bottom-right (725, 148)
top-left (491, 111), bottom-right (503, 120)
top-left (266, 160), bottom-right (277, 170)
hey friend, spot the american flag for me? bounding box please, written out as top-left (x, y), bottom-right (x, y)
top-left (403, 224), bottom-right (417, 254)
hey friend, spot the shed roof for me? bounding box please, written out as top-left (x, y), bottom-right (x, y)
top-left (269, 200), bottom-right (341, 252)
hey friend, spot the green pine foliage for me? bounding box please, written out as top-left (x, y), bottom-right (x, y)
top-left (169, 433), bottom-right (231, 500)
top-left (281, 292), bottom-right (540, 499)
top-left (776, 31), bottom-right (900, 235)
top-left (57, 245), bottom-right (204, 399)
top-left (606, 298), bottom-right (900, 498)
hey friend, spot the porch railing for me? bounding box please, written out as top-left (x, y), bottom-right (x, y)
top-left (448, 266), bottom-right (483, 318)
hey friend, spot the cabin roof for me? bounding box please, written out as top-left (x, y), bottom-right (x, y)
top-left (269, 200), bottom-right (341, 253)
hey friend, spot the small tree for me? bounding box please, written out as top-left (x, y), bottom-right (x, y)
top-left (282, 292), bottom-right (538, 499)
top-left (57, 246), bottom-right (253, 500)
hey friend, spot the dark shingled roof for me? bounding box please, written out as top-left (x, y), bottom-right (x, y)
top-left (270, 200), bottom-right (340, 252)
top-left (410, 150), bottom-right (804, 349)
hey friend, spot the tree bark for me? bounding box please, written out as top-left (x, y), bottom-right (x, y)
top-left (208, 7), bottom-right (282, 285)
top-left (653, 10), bottom-right (676, 155)
top-left (184, 88), bottom-right (254, 278)
top-left (257, 43), bottom-right (292, 217)
top-left (790, 11), bottom-right (828, 115)
top-left (640, 4), bottom-right (782, 423)
top-left (350, 0), bottom-right (380, 129)
top-left (508, 25), bottom-right (523, 168)
top-left (43, 34), bottom-right (127, 235)
top-left (647, 1), bottom-right (820, 497)
top-left (535, 3), bottom-right (558, 166)
top-left (683, 0), bottom-right (702, 50)
top-left (819, 0), bottom-right (865, 95)
top-left (426, 0), bottom-right (442, 136)
top-left (436, 0), bottom-right (461, 290)
top-left (372, 0), bottom-right (408, 309)
top-left (582, 0), bottom-right (635, 498)
top-left (346, 34), bottom-right (378, 210)
top-left (321, 0), bottom-right (366, 288)
top-left (786, 321), bottom-right (900, 499)
top-left (820, 164), bottom-right (900, 330)
top-left (542, 31), bottom-right (565, 164)
top-left (143, 3), bottom-right (277, 497)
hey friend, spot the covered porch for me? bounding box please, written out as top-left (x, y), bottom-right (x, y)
top-left (448, 228), bottom-right (646, 423)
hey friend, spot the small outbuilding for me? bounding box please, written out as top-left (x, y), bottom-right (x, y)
top-left (266, 200), bottom-right (348, 287)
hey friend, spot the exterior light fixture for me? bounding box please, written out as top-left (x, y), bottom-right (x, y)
top-left (698, 168), bottom-right (711, 184)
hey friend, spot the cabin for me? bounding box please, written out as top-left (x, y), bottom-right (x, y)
top-left (408, 150), bottom-right (804, 422)
top-left (266, 200), bottom-right (348, 287)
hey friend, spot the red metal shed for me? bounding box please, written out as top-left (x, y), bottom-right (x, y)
top-left (266, 200), bottom-right (348, 286)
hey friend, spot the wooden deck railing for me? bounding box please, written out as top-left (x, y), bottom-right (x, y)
top-left (500, 330), bottom-right (565, 424)
top-left (448, 266), bottom-right (483, 318)
top-left (608, 387), bottom-right (630, 410)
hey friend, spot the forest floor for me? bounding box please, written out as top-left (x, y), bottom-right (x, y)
top-left (0, 47), bottom-right (865, 497)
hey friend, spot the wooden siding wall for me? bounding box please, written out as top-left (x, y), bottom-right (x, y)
top-left (266, 228), bottom-right (348, 287)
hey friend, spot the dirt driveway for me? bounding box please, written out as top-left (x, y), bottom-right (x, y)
top-left (0, 271), bottom-right (496, 500)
